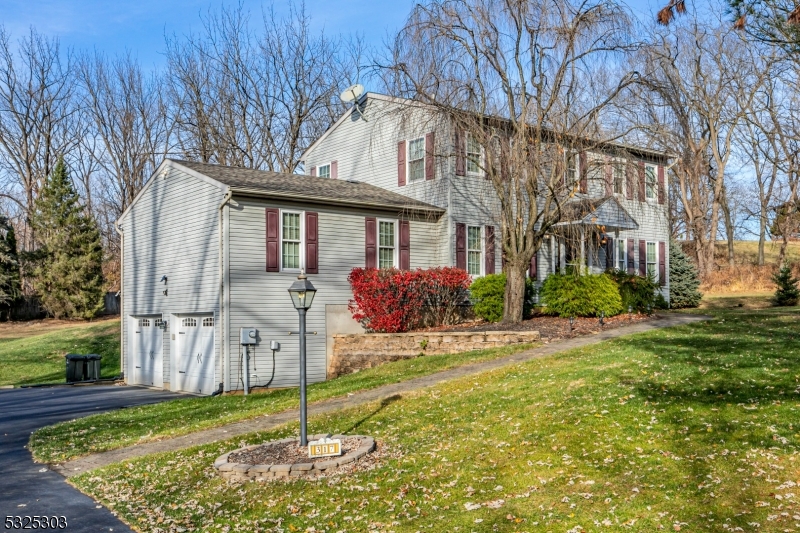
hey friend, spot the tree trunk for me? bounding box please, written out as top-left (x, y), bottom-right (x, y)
top-left (720, 187), bottom-right (736, 267)
top-left (503, 264), bottom-right (527, 324)
top-left (758, 205), bottom-right (767, 266)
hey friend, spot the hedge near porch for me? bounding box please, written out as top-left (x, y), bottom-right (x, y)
top-left (540, 272), bottom-right (623, 317)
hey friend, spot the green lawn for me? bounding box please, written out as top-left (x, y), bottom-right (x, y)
top-left (72, 306), bottom-right (800, 532)
top-left (30, 342), bottom-right (534, 463)
top-left (0, 318), bottom-right (120, 386)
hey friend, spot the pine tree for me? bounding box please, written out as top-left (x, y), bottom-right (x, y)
top-left (0, 216), bottom-right (21, 319)
top-left (772, 264), bottom-right (800, 307)
top-left (30, 156), bottom-right (104, 319)
top-left (668, 240), bottom-right (702, 309)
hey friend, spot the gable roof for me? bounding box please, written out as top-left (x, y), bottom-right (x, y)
top-left (554, 196), bottom-right (639, 230)
top-left (170, 159), bottom-right (445, 216)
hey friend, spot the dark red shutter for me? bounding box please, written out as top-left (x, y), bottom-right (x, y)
top-left (529, 250), bottom-right (537, 280)
top-left (331, 160), bottom-right (338, 180)
top-left (365, 217), bottom-right (377, 268)
top-left (579, 152), bottom-right (588, 193)
top-left (455, 222), bottom-right (466, 269)
top-left (604, 158), bottom-right (612, 196)
top-left (639, 239), bottom-right (647, 276)
top-left (266, 208), bottom-right (280, 272)
top-left (627, 239), bottom-right (634, 274)
top-left (305, 212), bottom-right (318, 274)
top-left (638, 161), bottom-right (646, 202)
top-left (399, 220), bottom-right (410, 270)
top-left (397, 141), bottom-right (406, 187)
top-left (425, 132), bottom-right (435, 180)
top-left (659, 241), bottom-right (666, 286)
top-left (605, 236), bottom-right (613, 270)
top-left (626, 164), bottom-right (634, 200)
top-left (310, 166), bottom-right (316, 177)
top-left (455, 128), bottom-right (465, 176)
top-left (485, 226), bottom-right (495, 274)
top-left (657, 164), bottom-right (665, 204)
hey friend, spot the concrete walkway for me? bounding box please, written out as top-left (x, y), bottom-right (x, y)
top-left (54, 313), bottom-right (710, 478)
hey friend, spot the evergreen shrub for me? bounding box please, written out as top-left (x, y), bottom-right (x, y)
top-left (772, 264), bottom-right (800, 307)
top-left (608, 270), bottom-right (659, 313)
top-left (540, 272), bottom-right (622, 318)
top-left (468, 273), bottom-right (536, 323)
top-left (668, 240), bottom-right (702, 308)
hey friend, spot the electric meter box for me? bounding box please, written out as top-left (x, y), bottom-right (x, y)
top-left (239, 327), bottom-right (258, 345)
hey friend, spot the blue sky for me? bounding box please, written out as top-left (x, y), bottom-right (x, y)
top-left (1, 0), bottom-right (675, 70)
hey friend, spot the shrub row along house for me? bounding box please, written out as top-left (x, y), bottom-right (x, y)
top-left (119, 93), bottom-right (670, 395)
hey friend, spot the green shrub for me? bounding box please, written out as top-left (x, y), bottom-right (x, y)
top-left (539, 272), bottom-right (622, 318)
top-left (772, 264), bottom-right (800, 306)
top-left (469, 273), bottom-right (536, 322)
top-left (608, 270), bottom-right (659, 313)
top-left (669, 240), bottom-right (702, 308)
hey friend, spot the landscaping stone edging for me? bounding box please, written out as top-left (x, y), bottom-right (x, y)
top-left (214, 434), bottom-right (376, 481)
top-left (329, 330), bottom-right (541, 378)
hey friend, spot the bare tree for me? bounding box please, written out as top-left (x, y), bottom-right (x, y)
top-left (382, 0), bottom-right (637, 322)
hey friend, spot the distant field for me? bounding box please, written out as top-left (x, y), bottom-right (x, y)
top-left (713, 240), bottom-right (800, 265)
top-left (700, 240), bottom-right (800, 294)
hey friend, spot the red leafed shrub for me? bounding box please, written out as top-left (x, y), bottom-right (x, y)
top-left (348, 267), bottom-right (471, 332)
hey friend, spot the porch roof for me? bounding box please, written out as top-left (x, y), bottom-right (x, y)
top-left (553, 196), bottom-right (639, 230)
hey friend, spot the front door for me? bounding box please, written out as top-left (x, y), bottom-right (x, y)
top-left (176, 315), bottom-right (215, 395)
top-left (131, 316), bottom-right (163, 387)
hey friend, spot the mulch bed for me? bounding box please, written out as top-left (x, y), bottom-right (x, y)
top-left (228, 436), bottom-right (362, 466)
top-left (421, 312), bottom-right (654, 342)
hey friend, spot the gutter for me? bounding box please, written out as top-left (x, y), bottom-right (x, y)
top-left (113, 219), bottom-right (124, 381)
top-left (218, 189), bottom-right (232, 394)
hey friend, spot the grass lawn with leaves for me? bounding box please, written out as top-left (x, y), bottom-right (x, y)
top-left (0, 318), bottom-right (120, 386)
top-left (72, 306), bottom-right (800, 532)
top-left (30, 343), bottom-right (534, 464)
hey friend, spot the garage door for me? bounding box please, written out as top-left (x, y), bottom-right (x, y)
top-left (130, 317), bottom-right (164, 387)
top-left (176, 316), bottom-right (215, 395)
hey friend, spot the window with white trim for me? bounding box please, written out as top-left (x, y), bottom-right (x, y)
top-left (617, 239), bottom-right (626, 271)
top-left (466, 135), bottom-right (482, 174)
top-left (467, 226), bottom-right (482, 276)
top-left (408, 138), bottom-right (425, 182)
top-left (202, 317), bottom-right (214, 327)
top-left (378, 220), bottom-right (396, 269)
top-left (613, 162), bottom-right (625, 195)
top-left (282, 211), bottom-right (302, 270)
top-left (565, 152), bottom-right (577, 186)
top-left (182, 317), bottom-right (197, 327)
top-left (645, 164), bottom-right (657, 200)
top-left (138, 318), bottom-right (150, 327)
top-left (154, 318), bottom-right (165, 329)
top-left (318, 164), bottom-right (331, 179)
top-left (646, 241), bottom-right (657, 280)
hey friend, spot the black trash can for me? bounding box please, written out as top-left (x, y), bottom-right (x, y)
top-left (85, 354), bottom-right (102, 381)
top-left (65, 354), bottom-right (87, 383)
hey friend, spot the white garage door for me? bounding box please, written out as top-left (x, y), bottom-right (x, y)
top-left (176, 315), bottom-right (215, 395)
top-left (130, 317), bottom-right (164, 387)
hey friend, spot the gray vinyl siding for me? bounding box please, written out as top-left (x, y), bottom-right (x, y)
top-left (119, 166), bottom-right (224, 388)
top-left (226, 196), bottom-right (442, 391)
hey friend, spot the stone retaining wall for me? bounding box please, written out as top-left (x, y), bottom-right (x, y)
top-left (329, 330), bottom-right (540, 378)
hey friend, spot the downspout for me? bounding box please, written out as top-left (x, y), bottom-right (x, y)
top-left (218, 189), bottom-right (232, 394)
top-left (114, 219), bottom-right (124, 382)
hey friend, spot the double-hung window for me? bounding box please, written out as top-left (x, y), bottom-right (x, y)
top-left (645, 164), bottom-right (657, 200)
top-left (318, 164), bottom-right (331, 179)
top-left (646, 241), bottom-right (657, 280)
top-left (466, 135), bottom-right (482, 174)
top-left (408, 138), bottom-right (425, 182)
top-left (467, 226), bottom-right (482, 276)
top-left (378, 220), bottom-right (396, 269)
top-left (565, 152), bottom-right (577, 187)
top-left (617, 239), bottom-right (626, 271)
top-left (613, 162), bottom-right (625, 195)
top-left (281, 211), bottom-right (302, 270)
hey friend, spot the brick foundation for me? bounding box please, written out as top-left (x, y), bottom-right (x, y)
top-left (329, 330), bottom-right (539, 378)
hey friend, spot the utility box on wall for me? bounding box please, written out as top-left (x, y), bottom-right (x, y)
top-left (240, 327), bottom-right (258, 345)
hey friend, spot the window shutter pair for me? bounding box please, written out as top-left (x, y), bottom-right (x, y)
top-left (637, 162), bottom-right (646, 202)
top-left (626, 164), bottom-right (634, 201)
top-left (657, 165), bottom-right (665, 204)
top-left (605, 236), bottom-right (613, 270)
top-left (455, 222), bottom-right (466, 270)
top-left (485, 226), bottom-right (495, 275)
top-left (639, 239), bottom-right (647, 277)
top-left (397, 134), bottom-right (435, 186)
top-left (658, 241), bottom-right (666, 286)
top-left (397, 141), bottom-right (406, 187)
top-left (365, 217), bottom-right (410, 269)
top-left (604, 158), bottom-right (612, 196)
top-left (310, 167), bottom-right (316, 177)
top-left (579, 152), bottom-right (588, 194)
top-left (529, 251), bottom-right (537, 281)
top-left (455, 128), bottom-right (466, 177)
top-left (308, 161), bottom-right (337, 179)
top-left (626, 239), bottom-right (635, 274)
top-left (265, 209), bottom-right (318, 274)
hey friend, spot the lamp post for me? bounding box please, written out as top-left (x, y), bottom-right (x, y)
top-left (288, 270), bottom-right (317, 446)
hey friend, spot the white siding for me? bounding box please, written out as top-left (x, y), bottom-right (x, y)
top-left (120, 166), bottom-right (225, 390)
top-left (226, 196), bottom-right (442, 391)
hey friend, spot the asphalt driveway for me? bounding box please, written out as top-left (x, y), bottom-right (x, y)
top-left (0, 385), bottom-right (179, 532)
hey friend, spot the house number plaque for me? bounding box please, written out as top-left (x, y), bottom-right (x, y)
top-left (308, 437), bottom-right (342, 458)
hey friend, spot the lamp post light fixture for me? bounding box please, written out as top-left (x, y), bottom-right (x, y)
top-left (599, 311), bottom-right (605, 327)
top-left (628, 305), bottom-right (633, 315)
top-left (568, 316), bottom-right (575, 333)
top-left (288, 270), bottom-right (317, 447)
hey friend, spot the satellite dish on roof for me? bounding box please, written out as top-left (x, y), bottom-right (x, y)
top-left (339, 84), bottom-right (364, 104)
top-left (340, 84), bottom-right (368, 122)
